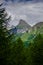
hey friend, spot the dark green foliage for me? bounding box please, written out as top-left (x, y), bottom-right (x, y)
top-left (6, 38), bottom-right (24, 65)
top-left (0, 4), bottom-right (11, 65)
top-left (29, 33), bottom-right (43, 65)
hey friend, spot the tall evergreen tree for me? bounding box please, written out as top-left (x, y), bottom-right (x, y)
top-left (0, 4), bottom-right (11, 65)
top-left (9, 38), bottom-right (24, 65)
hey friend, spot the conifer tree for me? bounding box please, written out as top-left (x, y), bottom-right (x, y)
top-left (0, 4), bottom-right (11, 65)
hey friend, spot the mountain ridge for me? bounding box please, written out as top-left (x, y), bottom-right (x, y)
top-left (8, 20), bottom-right (43, 34)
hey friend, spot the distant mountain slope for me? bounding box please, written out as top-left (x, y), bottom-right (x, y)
top-left (16, 19), bottom-right (31, 33)
top-left (16, 19), bottom-right (31, 29)
top-left (8, 19), bottom-right (31, 34)
top-left (8, 21), bottom-right (43, 34)
top-left (32, 22), bottom-right (43, 34)
top-left (33, 22), bottom-right (43, 28)
top-left (21, 22), bottom-right (43, 42)
top-left (8, 22), bottom-right (43, 44)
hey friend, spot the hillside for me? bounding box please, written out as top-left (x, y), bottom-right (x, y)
top-left (31, 22), bottom-right (43, 34)
top-left (8, 21), bottom-right (43, 43)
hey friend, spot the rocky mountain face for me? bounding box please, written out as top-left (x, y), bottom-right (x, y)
top-left (16, 19), bottom-right (31, 33)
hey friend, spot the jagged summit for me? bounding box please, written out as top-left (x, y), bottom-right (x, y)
top-left (16, 19), bottom-right (31, 33)
top-left (16, 19), bottom-right (31, 29)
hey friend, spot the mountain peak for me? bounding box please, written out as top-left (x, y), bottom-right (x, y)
top-left (16, 19), bottom-right (31, 33)
top-left (17, 19), bottom-right (31, 29)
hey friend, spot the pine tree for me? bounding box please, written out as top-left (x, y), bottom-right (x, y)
top-left (11, 38), bottom-right (24, 65)
top-left (0, 4), bottom-right (11, 65)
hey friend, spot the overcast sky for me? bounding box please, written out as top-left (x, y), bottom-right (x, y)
top-left (0, 0), bottom-right (43, 27)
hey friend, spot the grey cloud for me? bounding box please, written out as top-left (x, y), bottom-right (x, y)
top-left (0, 0), bottom-right (43, 27)
top-left (5, 2), bottom-right (43, 27)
